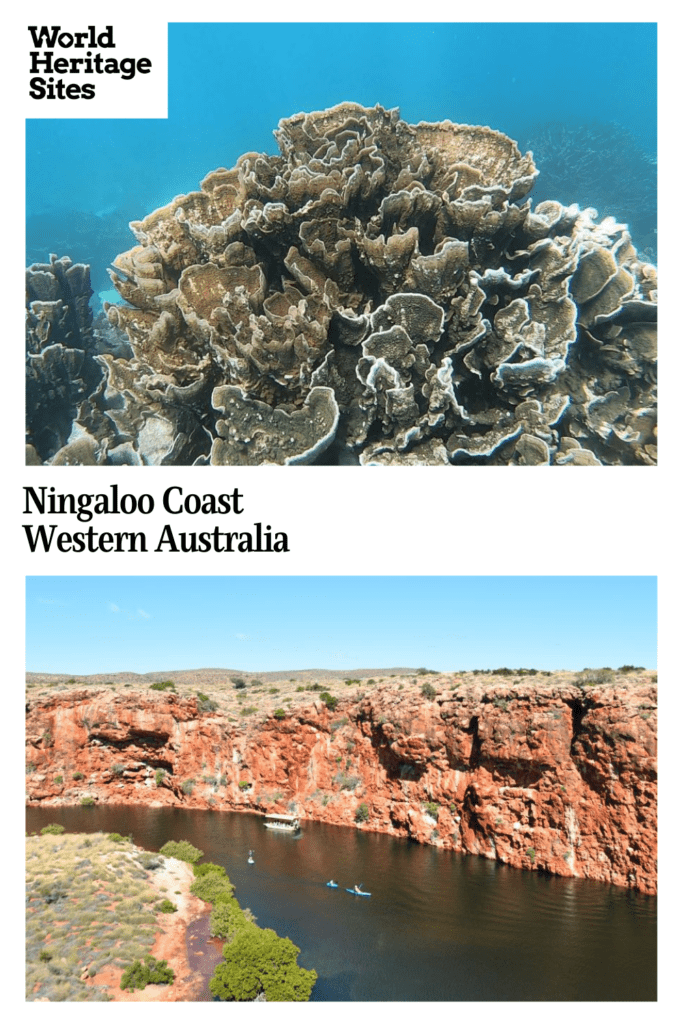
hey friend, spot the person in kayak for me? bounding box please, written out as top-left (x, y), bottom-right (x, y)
top-left (354, 884), bottom-right (363, 894)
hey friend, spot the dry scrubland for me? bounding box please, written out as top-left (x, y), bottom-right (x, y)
top-left (25, 831), bottom-right (198, 1001)
top-left (26, 665), bottom-right (656, 724)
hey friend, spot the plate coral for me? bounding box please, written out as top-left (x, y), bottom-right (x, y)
top-left (26, 103), bottom-right (657, 465)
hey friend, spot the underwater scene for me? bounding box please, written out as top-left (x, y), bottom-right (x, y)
top-left (26, 23), bottom-right (657, 466)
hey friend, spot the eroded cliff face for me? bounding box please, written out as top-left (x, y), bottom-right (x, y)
top-left (25, 681), bottom-right (657, 894)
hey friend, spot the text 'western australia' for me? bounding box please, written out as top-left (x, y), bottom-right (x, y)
top-left (22, 485), bottom-right (289, 554)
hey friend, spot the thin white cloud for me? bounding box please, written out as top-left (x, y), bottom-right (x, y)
top-left (108, 603), bottom-right (120, 613)
top-left (137, 609), bottom-right (152, 620)
top-left (235, 633), bottom-right (251, 641)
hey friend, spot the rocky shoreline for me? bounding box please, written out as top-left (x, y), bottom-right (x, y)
top-left (26, 674), bottom-right (657, 894)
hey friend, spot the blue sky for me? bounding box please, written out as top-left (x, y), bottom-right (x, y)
top-left (25, 577), bottom-right (656, 675)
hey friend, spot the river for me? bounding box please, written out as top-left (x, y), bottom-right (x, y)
top-left (25, 805), bottom-right (656, 1001)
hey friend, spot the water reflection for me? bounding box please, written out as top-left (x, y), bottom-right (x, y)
top-left (26, 805), bottom-right (656, 1001)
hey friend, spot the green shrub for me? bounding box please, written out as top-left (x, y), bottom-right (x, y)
top-left (238, 780), bottom-right (250, 790)
top-left (354, 802), bottom-right (370, 823)
top-left (231, 678), bottom-right (246, 689)
top-left (240, 706), bottom-right (258, 716)
top-left (159, 840), bottom-right (204, 864)
top-left (154, 769), bottom-right (165, 787)
top-left (120, 954), bottom-right (174, 991)
top-left (190, 872), bottom-right (234, 905)
top-left (181, 779), bottom-right (195, 795)
top-left (526, 847), bottom-right (536, 862)
top-left (420, 682), bottom-right (437, 699)
top-left (333, 772), bottom-right (361, 791)
top-left (209, 896), bottom-right (247, 940)
top-left (150, 680), bottom-right (176, 692)
top-left (209, 924), bottom-right (316, 1002)
top-left (72, 771), bottom-right (84, 781)
top-left (319, 691), bottom-right (338, 711)
top-left (424, 802), bottom-right (439, 820)
top-left (197, 694), bottom-right (219, 712)
top-left (111, 764), bottom-right (126, 776)
top-left (80, 796), bottom-right (95, 806)
top-left (156, 899), bottom-right (177, 914)
top-left (273, 708), bottom-right (286, 720)
top-left (108, 833), bottom-right (130, 843)
top-left (193, 862), bottom-right (227, 879)
top-left (40, 823), bottom-right (66, 835)
top-left (54, 775), bottom-right (63, 785)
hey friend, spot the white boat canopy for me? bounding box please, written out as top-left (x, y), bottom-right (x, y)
top-left (264, 813), bottom-right (298, 821)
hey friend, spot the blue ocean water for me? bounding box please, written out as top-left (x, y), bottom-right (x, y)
top-left (26, 22), bottom-right (657, 296)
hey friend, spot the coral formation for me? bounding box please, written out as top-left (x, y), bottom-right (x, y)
top-left (28, 104), bottom-right (657, 464)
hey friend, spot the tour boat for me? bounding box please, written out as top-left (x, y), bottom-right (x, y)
top-left (263, 813), bottom-right (300, 833)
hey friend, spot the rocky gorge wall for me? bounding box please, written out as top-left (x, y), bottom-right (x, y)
top-left (25, 681), bottom-right (657, 895)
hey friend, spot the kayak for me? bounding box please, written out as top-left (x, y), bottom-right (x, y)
top-left (326, 882), bottom-right (338, 888)
top-left (346, 888), bottom-right (371, 897)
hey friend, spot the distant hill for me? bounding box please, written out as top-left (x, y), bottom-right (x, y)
top-left (25, 666), bottom-right (425, 687)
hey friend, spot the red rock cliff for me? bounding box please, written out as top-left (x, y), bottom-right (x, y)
top-left (26, 681), bottom-right (657, 894)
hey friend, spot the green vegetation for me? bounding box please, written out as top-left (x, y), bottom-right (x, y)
top-left (40, 823), bottom-right (65, 835)
top-left (155, 768), bottom-right (165, 786)
top-left (526, 848), bottom-right (536, 862)
top-left (120, 955), bottom-right (174, 991)
top-left (577, 668), bottom-right (615, 687)
top-left (354, 802), bottom-right (370, 823)
top-left (420, 682), bottom-right (437, 699)
top-left (319, 691), bottom-right (338, 711)
top-left (209, 925), bottom-right (316, 1002)
top-left (156, 899), bottom-right (178, 914)
top-left (197, 692), bottom-right (219, 713)
top-left (26, 831), bottom-right (172, 1001)
top-left (80, 796), bottom-right (95, 806)
top-left (54, 774), bottom-right (63, 785)
top-left (424, 802), bottom-right (440, 820)
top-left (181, 779), bottom-right (195, 795)
top-left (150, 680), bottom-right (176, 692)
top-left (231, 677), bottom-right (246, 689)
top-left (238, 780), bottom-right (251, 790)
top-left (273, 708), bottom-right (286, 720)
top-left (107, 833), bottom-right (130, 843)
top-left (333, 772), bottom-right (361, 790)
top-left (240, 705), bottom-right (258, 716)
top-left (190, 869), bottom-right (235, 905)
top-left (73, 771), bottom-right (84, 780)
top-left (159, 839), bottom-right (204, 864)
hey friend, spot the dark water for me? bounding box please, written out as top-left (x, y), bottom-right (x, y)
top-left (26, 805), bottom-right (656, 1001)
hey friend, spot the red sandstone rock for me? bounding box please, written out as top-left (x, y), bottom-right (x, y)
top-left (25, 682), bottom-right (657, 895)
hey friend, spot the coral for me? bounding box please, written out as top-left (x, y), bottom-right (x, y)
top-left (31, 104), bottom-right (657, 464)
top-left (25, 255), bottom-right (131, 464)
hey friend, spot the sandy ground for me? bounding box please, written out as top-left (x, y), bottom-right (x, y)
top-left (88, 857), bottom-right (208, 1001)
